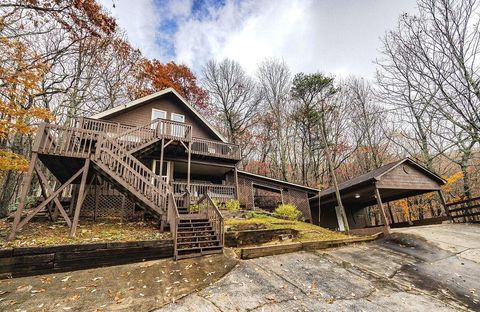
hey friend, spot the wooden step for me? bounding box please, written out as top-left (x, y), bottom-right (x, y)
top-left (177, 225), bottom-right (213, 231)
top-left (177, 239), bottom-right (220, 247)
top-left (177, 234), bottom-right (218, 242)
top-left (176, 246), bottom-right (223, 260)
top-left (178, 222), bottom-right (211, 228)
top-left (179, 218), bottom-right (209, 223)
top-left (177, 231), bottom-right (216, 238)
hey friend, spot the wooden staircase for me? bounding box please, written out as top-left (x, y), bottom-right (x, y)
top-left (93, 134), bottom-right (167, 215)
top-left (167, 192), bottom-right (224, 260)
top-left (176, 218), bottom-right (223, 259)
top-left (26, 118), bottom-right (224, 259)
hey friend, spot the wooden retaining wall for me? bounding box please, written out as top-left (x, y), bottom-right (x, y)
top-left (0, 240), bottom-right (173, 279)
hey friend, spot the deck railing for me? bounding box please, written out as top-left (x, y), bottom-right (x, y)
top-left (172, 182), bottom-right (235, 203)
top-left (79, 117), bottom-right (238, 159)
top-left (35, 118), bottom-right (240, 161)
top-left (77, 117), bottom-right (135, 135)
top-left (34, 123), bottom-right (96, 158)
top-left (191, 137), bottom-right (240, 160)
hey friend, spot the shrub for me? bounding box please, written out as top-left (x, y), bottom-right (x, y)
top-left (224, 199), bottom-right (240, 212)
top-left (274, 203), bottom-right (302, 221)
top-left (189, 203), bottom-right (200, 213)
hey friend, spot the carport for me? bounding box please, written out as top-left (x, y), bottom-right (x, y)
top-left (309, 158), bottom-right (448, 234)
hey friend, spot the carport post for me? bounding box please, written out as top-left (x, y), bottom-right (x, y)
top-left (374, 185), bottom-right (391, 235)
top-left (437, 190), bottom-right (451, 219)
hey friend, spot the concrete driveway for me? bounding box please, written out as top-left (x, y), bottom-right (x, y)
top-left (158, 224), bottom-right (480, 311)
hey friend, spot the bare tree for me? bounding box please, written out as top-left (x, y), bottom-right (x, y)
top-left (202, 59), bottom-right (262, 159)
top-left (257, 58), bottom-right (291, 180)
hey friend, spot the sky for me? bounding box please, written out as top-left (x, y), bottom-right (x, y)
top-left (98, 0), bottom-right (418, 79)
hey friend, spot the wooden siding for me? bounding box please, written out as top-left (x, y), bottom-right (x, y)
top-left (102, 98), bottom-right (218, 141)
top-left (376, 163), bottom-right (441, 190)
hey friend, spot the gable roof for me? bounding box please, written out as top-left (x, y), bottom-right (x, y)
top-left (319, 157), bottom-right (446, 197)
top-left (90, 88), bottom-right (228, 143)
top-left (238, 170), bottom-right (319, 193)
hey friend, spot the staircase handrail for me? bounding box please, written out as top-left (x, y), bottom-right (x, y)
top-left (196, 193), bottom-right (224, 246)
top-left (167, 190), bottom-right (180, 259)
top-left (95, 134), bottom-right (168, 207)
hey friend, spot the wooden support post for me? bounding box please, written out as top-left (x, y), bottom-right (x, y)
top-left (8, 153), bottom-right (38, 240)
top-left (37, 174), bottom-right (54, 221)
top-left (35, 165), bottom-right (72, 228)
top-left (437, 190), bottom-right (451, 219)
top-left (374, 185), bottom-right (391, 235)
top-left (69, 185), bottom-right (78, 215)
top-left (13, 164), bottom-right (85, 234)
top-left (159, 138), bottom-right (164, 177)
top-left (187, 141), bottom-right (191, 192)
top-left (51, 181), bottom-right (60, 220)
top-left (251, 182), bottom-right (255, 210)
top-left (70, 159), bottom-right (90, 237)
top-left (234, 167), bottom-right (239, 200)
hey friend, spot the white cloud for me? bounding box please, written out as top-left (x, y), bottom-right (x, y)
top-left (172, 0), bottom-right (418, 78)
top-left (99, 0), bottom-right (418, 79)
top-left (97, 0), bottom-right (163, 59)
top-left (167, 0), bottom-right (193, 18)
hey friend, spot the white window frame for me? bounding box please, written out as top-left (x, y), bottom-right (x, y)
top-left (171, 113), bottom-right (185, 137)
top-left (151, 109), bottom-right (166, 131)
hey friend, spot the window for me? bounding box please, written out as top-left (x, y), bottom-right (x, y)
top-left (151, 109), bottom-right (166, 131)
top-left (171, 113), bottom-right (185, 137)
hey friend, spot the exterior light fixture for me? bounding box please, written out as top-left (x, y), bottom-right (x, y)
top-left (355, 194), bottom-right (361, 199)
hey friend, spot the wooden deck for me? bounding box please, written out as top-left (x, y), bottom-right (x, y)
top-left (10, 117), bottom-right (230, 259)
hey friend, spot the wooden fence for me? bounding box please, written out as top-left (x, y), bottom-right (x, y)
top-left (446, 196), bottom-right (480, 223)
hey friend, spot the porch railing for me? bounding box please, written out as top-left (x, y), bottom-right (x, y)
top-left (79, 117), bottom-right (239, 159)
top-left (191, 138), bottom-right (240, 160)
top-left (35, 118), bottom-right (241, 161)
top-left (172, 182), bottom-right (235, 202)
top-left (34, 123), bottom-right (96, 158)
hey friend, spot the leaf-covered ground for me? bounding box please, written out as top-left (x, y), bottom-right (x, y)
top-left (225, 212), bottom-right (351, 243)
top-left (0, 249), bottom-right (239, 311)
top-left (0, 219), bottom-right (170, 249)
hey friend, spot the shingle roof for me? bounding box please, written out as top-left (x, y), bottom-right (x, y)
top-left (319, 157), bottom-right (446, 198)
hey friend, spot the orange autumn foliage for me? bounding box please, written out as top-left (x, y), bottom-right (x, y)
top-left (130, 59), bottom-right (208, 110)
top-left (0, 37), bottom-right (54, 172)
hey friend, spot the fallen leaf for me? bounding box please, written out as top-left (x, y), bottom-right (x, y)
top-left (31, 288), bottom-right (45, 294)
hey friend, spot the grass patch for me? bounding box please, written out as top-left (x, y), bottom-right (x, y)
top-left (225, 213), bottom-right (351, 243)
top-left (0, 219), bottom-right (170, 249)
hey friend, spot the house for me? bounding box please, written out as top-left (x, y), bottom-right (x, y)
top-left (9, 88), bottom-right (318, 259)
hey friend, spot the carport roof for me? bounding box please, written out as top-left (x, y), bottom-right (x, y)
top-left (320, 157), bottom-right (445, 198)
top-left (310, 158), bottom-right (446, 209)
